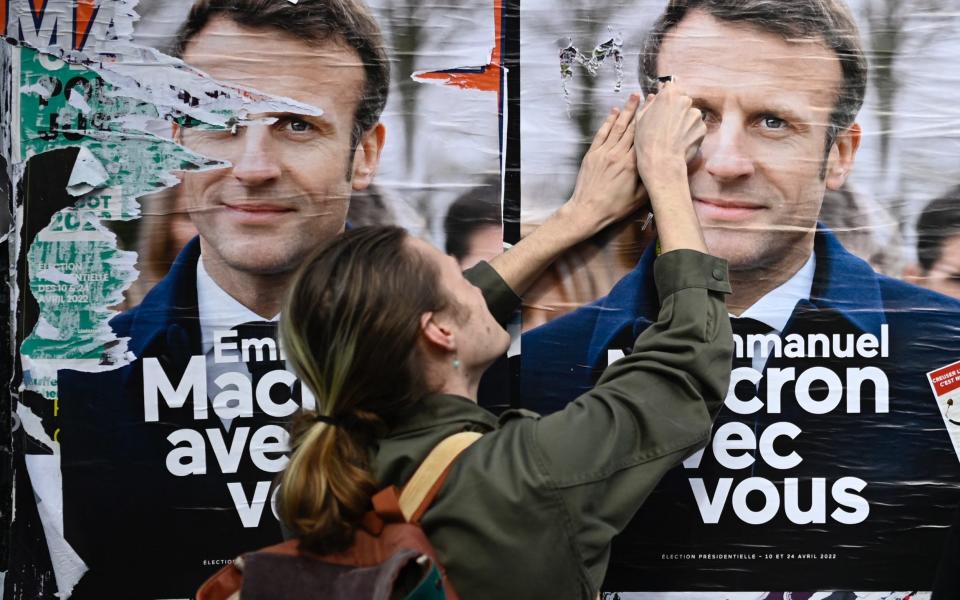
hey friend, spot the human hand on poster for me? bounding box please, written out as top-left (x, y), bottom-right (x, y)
top-left (633, 81), bottom-right (707, 254)
top-left (565, 92), bottom-right (649, 233)
top-left (634, 81), bottom-right (705, 187)
top-left (489, 93), bottom-right (653, 295)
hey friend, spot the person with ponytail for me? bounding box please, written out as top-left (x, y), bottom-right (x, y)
top-left (279, 83), bottom-right (733, 599)
top-left (279, 224), bottom-right (455, 553)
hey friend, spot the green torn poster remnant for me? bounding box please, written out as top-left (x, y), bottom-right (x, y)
top-left (19, 218), bottom-right (137, 422)
top-left (15, 45), bottom-right (228, 216)
top-left (15, 44), bottom-right (228, 417)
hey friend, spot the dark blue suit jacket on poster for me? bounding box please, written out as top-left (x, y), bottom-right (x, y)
top-left (520, 225), bottom-right (960, 591)
top-left (58, 237), bottom-right (286, 599)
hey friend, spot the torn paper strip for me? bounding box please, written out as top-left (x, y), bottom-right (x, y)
top-left (24, 454), bottom-right (88, 598)
top-left (65, 147), bottom-right (107, 196)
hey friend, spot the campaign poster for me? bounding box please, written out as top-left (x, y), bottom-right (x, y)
top-left (4, 0), bottom-right (960, 598)
top-left (519, 0), bottom-right (960, 597)
top-left (2, 0), bottom-right (507, 597)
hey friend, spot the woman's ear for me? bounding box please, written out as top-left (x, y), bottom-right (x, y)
top-left (419, 311), bottom-right (457, 353)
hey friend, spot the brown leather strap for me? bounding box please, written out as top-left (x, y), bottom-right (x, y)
top-left (398, 431), bottom-right (482, 523)
top-left (371, 486), bottom-right (404, 524)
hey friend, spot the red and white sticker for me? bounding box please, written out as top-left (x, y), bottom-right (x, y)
top-left (927, 360), bottom-right (960, 463)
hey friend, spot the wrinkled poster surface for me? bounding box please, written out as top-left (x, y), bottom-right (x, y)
top-left (520, 0), bottom-right (960, 598)
top-left (4, 0), bottom-right (504, 597)
top-left (2, 0), bottom-right (960, 599)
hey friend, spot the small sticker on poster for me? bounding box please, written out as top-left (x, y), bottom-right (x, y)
top-left (927, 359), bottom-right (960, 463)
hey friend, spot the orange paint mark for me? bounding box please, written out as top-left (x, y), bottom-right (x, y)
top-left (74, 0), bottom-right (98, 50)
top-left (416, 0), bottom-right (503, 93)
top-left (1, 0), bottom-right (8, 34)
top-left (415, 67), bottom-right (500, 92)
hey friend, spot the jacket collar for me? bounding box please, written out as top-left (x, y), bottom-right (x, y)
top-left (373, 394), bottom-right (499, 487)
top-left (125, 236), bottom-right (203, 358)
top-left (387, 393), bottom-right (499, 437)
top-left (587, 225), bottom-right (886, 362)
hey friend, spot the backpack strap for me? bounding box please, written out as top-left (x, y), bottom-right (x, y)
top-left (398, 431), bottom-right (482, 523)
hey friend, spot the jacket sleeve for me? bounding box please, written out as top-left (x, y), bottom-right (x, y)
top-left (464, 261), bottom-right (521, 327)
top-left (529, 248), bottom-right (733, 586)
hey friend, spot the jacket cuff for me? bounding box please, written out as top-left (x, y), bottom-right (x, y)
top-left (464, 261), bottom-right (522, 326)
top-left (653, 249), bottom-right (732, 303)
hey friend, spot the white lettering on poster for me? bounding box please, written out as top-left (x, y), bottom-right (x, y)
top-left (684, 325), bottom-right (890, 526)
top-left (142, 328), bottom-right (308, 528)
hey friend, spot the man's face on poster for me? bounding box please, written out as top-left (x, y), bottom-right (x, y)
top-left (656, 10), bottom-right (859, 271)
top-left (177, 16), bottom-right (383, 278)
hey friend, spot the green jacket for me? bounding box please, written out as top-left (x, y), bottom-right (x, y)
top-left (371, 250), bottom-right (733, 599)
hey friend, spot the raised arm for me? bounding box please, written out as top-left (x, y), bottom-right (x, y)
top-left (488, 93), bottom-right (648, 295)
top-left (527, 83), bottom-right (729, 586)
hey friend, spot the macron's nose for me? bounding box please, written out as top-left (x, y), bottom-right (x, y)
top-left (232, 129), bottom-right (282, 185)
top-left (702, 128), bottom-right (755, 181)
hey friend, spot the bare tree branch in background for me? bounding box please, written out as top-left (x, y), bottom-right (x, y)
top-left (378, 0), bottom-right (475, 224)
top-left (379, 0), bottom-right (423, 177)
top-left (862, 0), bottom-right (954, 227)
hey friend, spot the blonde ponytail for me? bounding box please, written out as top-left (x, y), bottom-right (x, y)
top-left (279, 418), bottom-right (376, 552)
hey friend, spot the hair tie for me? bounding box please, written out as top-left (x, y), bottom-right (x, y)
top-left (312, 410), bottom-right (377, 435)
top-left (314, 413), bottom-right (342, 427)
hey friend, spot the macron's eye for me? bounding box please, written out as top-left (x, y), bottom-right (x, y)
top-left (762, 116), bottom-right (786, 129)
top-left (698, 109), bottom-right (718, 125)
top-left (288, 119), bottom-right (311, 132)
